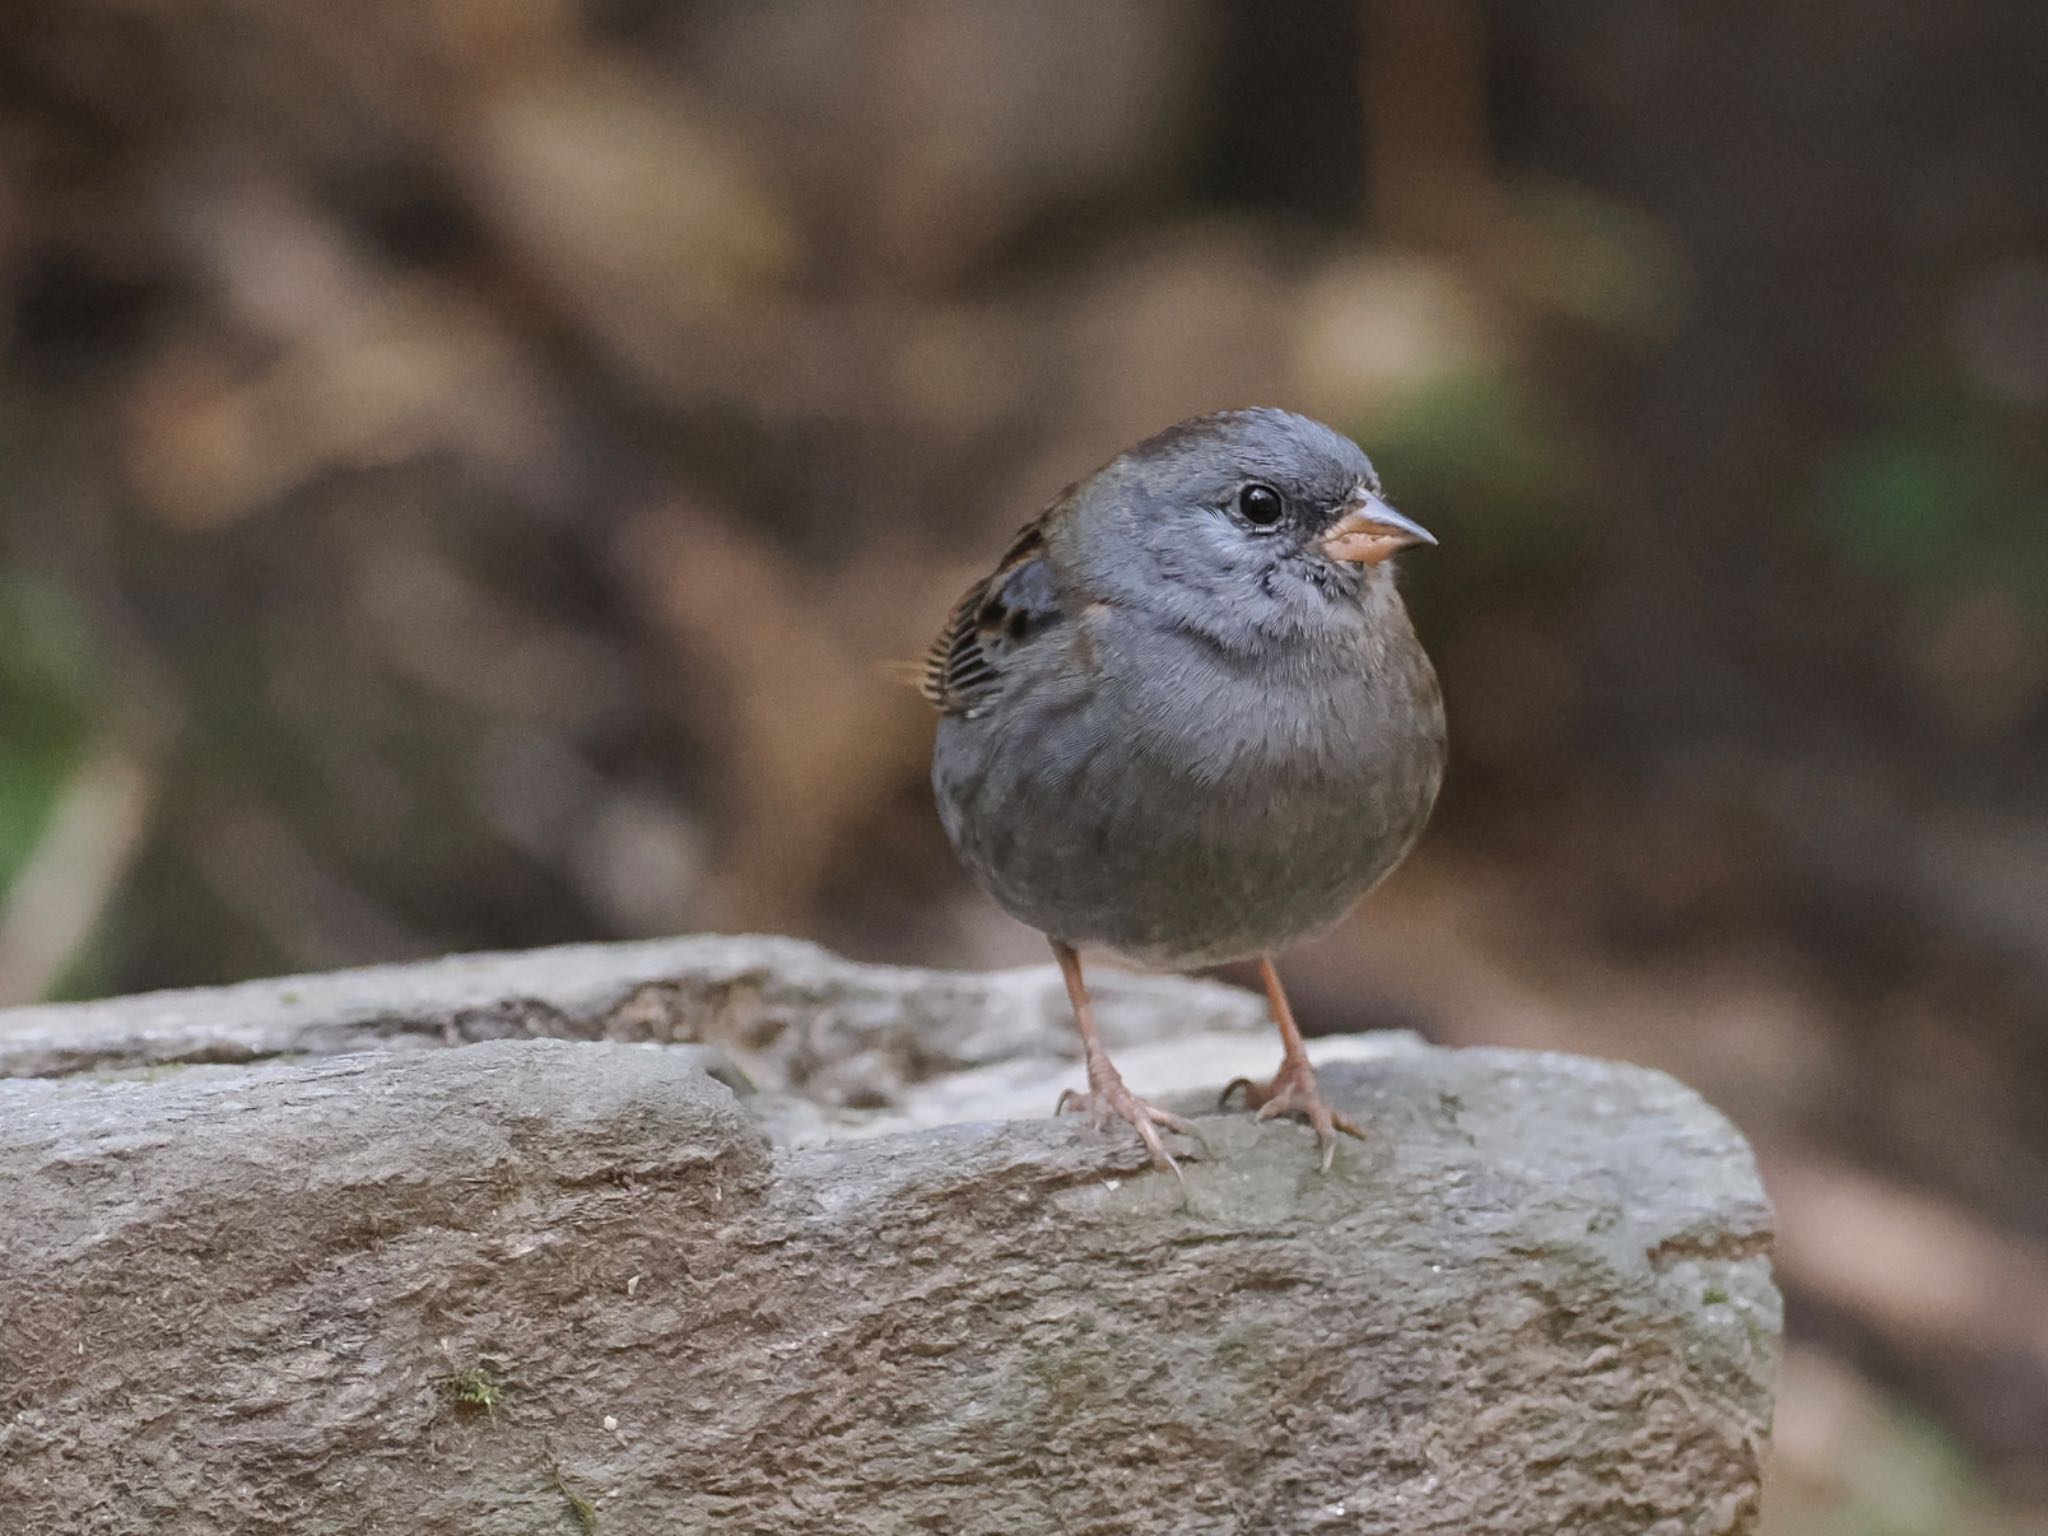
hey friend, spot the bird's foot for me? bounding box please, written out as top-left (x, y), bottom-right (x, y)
top-left (1220, 1058), bottom-right (1365, 1173)
top-left (1056, 1073), bottom-right (1203, 1189)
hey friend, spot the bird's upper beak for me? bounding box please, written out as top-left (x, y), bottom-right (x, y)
top-left (1320, 490), bottom-right (1437, 565)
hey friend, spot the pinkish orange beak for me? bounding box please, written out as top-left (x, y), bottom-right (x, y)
top-left (1320, 491), bottom-right (1437, 565)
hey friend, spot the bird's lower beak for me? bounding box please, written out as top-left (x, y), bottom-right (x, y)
top-left (1320, 493), bottom-right (1437, 565)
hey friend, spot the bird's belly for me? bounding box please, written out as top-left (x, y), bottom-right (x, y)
top-left (1059, 761), bottom-right (1424, 967)
top-left (935, 686), bottom-right (1441, 968)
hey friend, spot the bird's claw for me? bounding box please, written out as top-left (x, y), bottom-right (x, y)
top-left (1220, 1061), bottom-right (1366, 1173)
top-left (1056, 1081), bottom-right (1206, 1191)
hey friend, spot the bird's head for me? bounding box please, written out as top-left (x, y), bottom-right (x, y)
top-left (1064, 408), bottom-right (1435, 640)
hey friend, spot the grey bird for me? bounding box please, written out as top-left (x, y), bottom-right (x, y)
top-left (925, 409), bottom-right (1446, 1176)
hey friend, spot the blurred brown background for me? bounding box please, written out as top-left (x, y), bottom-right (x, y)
top-left (2, 1), bottom-right (2045, 1528)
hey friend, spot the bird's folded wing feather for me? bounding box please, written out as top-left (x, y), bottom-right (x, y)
top-left (921, 510), bottom-right (1070, 716)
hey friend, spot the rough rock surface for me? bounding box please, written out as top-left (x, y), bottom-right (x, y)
top-left (0, 938), bottom-right (1778, 1535)
top-left (0, 934), bottom-right (1267, 1086)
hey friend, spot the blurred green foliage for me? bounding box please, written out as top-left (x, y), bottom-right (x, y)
top-left (0, 575), bottom-right (96, 894)
top-left (1817, 419), bottom-right (2048, 605)
top-left (1823, 1407), bottom-right (1996, 1536)
top-left (1366, 368), bottom-right (1589, 598)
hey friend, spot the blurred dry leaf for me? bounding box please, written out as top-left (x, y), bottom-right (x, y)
top-left (0, 750), bottom-right (152, 1005)
top-left (1765, 1347), bottom-right (2042, 1536)
top-left (1766, 1149), bottom-right (2048, 1370)
top-left (1292, 254), bottom-right (1501, 424)
top-left (1498, 180), bottom-right (1693, 339)
top-left (1058, 228), bottom-right (1293, 458)
top-left (620, 503), bottom-right (937, 931)
top-left (1910, 584), bottom-right (2048, 745)
top-left (123, 342), bottom-right (276, 530)
top-left (687, 0), bottom-right (1206, 285)
top-left (462, 64), bottom-right (796, 378)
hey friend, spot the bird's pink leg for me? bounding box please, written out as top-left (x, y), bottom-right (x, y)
top-left (1221, 956), bottom-right (1367, 1173)
top-left (1050, 941), bottom-right (1199, 1187)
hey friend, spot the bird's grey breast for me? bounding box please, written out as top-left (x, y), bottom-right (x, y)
top-left (935, 593), bottom-right (1444, 965)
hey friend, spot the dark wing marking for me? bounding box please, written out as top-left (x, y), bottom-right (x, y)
top-left (921, 519), bottom-right (1065, 715)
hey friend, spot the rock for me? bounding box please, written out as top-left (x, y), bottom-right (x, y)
top-left (0, 938), bottom-right (1778, 1534)
top-left (0, 934), bottom-right (1268, 1087)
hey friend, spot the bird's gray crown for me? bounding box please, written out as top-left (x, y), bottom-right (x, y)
top-left (1118, 408), bottom-right (1378, 510)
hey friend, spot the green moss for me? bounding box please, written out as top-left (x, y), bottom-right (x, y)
top-left (550, 1464), bottom-right (599, 1533)
top-left (443, 1362), bottom-right (504, 1421)
top-left (1702, 1286), bottom-right (1730, 1307)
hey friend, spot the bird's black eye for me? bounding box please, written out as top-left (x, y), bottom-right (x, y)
top-left (1238, 483), bottom-right (1283, 527)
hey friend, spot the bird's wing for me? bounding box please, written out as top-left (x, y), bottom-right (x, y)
top-left (921, 508), bottom-right (1070, 716)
